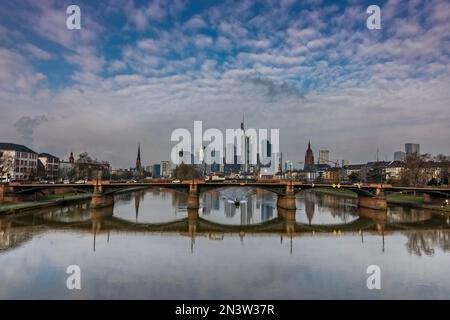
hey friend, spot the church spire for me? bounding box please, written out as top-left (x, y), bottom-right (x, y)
top-left (136, 144), bottom-right (141, 171)
top-left (304, 140), bottom-right (314, 170)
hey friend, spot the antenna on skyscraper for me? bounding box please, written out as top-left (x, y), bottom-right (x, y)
top-left (241, 113), bottom-right (245, 130)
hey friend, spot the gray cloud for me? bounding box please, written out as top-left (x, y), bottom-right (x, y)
top-left (1, 0), bottom-right (450, 167)
top-left (14, 115), bottom-right (48, 147)
top-left (245, 74), bottom-right (303, 98)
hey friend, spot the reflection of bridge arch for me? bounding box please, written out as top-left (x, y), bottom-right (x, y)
top-left (3, 207), bottom-right (450, 255)
top-left (19, 212), bottom-right (376, 234)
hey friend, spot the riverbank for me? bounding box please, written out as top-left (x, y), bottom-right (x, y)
top-left (312, 188), bottom-right (450, 212)
top-left (0, 186), bottom-right (150, 215)
top-left (0, 193), bottom-right (92, 215)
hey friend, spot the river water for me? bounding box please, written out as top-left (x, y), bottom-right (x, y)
top-left (0, 188), bottom-right (449, 299)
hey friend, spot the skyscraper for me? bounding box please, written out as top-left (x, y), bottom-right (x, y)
top-left (319, 150), bottom-right (330, 165)
top-left (258, 139), bottom-right (272, 168)
top-left (405, 143), bottom-right (420, 156)
top-left (240, 115), bottom-right (252, 172)
top-left (394, 151), bottom-right (406, 161)
top-left (160, 161), bottom-right (171, 178)
top-left (152, 164), bottom-right (161, 178)
top-left (304, 141), bottom-right (315, 170)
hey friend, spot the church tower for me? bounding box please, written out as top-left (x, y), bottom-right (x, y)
top-left (304, 140), bottom-right (314, 170)
top-left (136, 144), bottom-right (142, 172)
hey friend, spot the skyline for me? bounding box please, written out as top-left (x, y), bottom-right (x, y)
top-left (1, 0), bottom-right (450, 167)
top-left (0, 138), bottom-right (435, 171)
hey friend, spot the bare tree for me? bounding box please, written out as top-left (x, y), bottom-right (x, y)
top-left (400, 153), bottom-right (434, 187)
top-left (435, 154), bottom-right (450, 185)
top-left (0, 152), bottom-right (14, 182)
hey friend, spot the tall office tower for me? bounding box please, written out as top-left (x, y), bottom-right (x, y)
top-left (285, 160), bottom-right (293, 172)
top-left (240, 115), bottom-right (252, 172)
top-left (225, 143), bottom-right (240, 173)
top-left (259, 139), bottom-right (272, 168)
top-left (319, 150), bottom-right (330, 165)
top-left (152, 164), bottom-right (161, 178)
top-left (394, 151), bottom-right (406, 161)
top-left (405, 143), bottom-right (420, 155)
top-left (211, 149), bottom-right (221, 172)
top-left (279, 152), bottom-right (283, 173)
top-left (226, 143), bottom-right (235, 165)
top-left (160, 161), bottom-right (171, 178)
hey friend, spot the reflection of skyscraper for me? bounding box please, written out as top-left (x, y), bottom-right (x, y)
top-left (247, 196), bottom-right (253, 224)
top-left (224, 201), bottom-right (236, 217)
top-left (212, 191), bottom-right (220, 210)
top-left (304, 192), bottom-right (315, 225)
top-left (261, 204), bottom-right (273, 221)
top-left (240, 196), bottom-right (254, 225)
top-left (260, 190), bottom-right (275, 221)
top-left (202, 193), bottom-right (212, 214)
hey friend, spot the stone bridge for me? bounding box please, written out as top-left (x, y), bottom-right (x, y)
top-left (2, 180), bottom-right (450, 211)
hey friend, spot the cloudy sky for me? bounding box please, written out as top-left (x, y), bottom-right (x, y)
top-left (0, 0), bottom-right (449, 168)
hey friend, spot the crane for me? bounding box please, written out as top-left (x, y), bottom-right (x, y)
top-left (325, 159), bottom-right (340, 167)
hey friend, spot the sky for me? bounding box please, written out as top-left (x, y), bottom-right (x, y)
top-left (0, 0), bottom-right (449, 168)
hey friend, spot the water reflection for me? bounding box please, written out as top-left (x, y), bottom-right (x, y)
top-left (388, 206), bottom-right (432, 224)
top-left (296, 191), bottom-right (359, 225)
top-left (405, 230), bottom-right (450, 257)
top-left (1, 188), bottom-right (450, 299)
top-left (201, 188), bottom-right (274, 225)
top-left (114, 188), bottom-right (188, 223)
top-left (0, 218), bottom-right (32, 253)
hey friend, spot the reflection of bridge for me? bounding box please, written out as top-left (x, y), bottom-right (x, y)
top-left (2, 200), bottom-right (450, 254)
top-left (3, 205), bottom-right (449, 236)
top-left (3, 181), bottom-right (450, 211)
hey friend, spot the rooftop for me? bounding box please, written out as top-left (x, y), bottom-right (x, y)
top-left (0, 142), bottom-right (37, 154)
top-left (38, 152), bottom-right (59, 160)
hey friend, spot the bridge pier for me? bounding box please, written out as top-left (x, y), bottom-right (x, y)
top-left (277, 195), bottom-right (297, 210)
top-left (187, 208), bottom-right (199, 236)
top-left (357, 188), bottom-right (387, 210)
top-left (90, 193), bottom-right (114, 208)
top-left (90, 182), bottom-right (114, 208)
top-left (187, 182), bottom-right (200, 209)
top-left (276, 181), bottom-right (297, 210)
top-left (90, 206), bottom-right (114, 231)
top-left (277, 207), bottom-right (296, 234)
top-left (0, 184), bottom-right (6, 203)
top-left (423, 193), bottom-right (432, 204)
